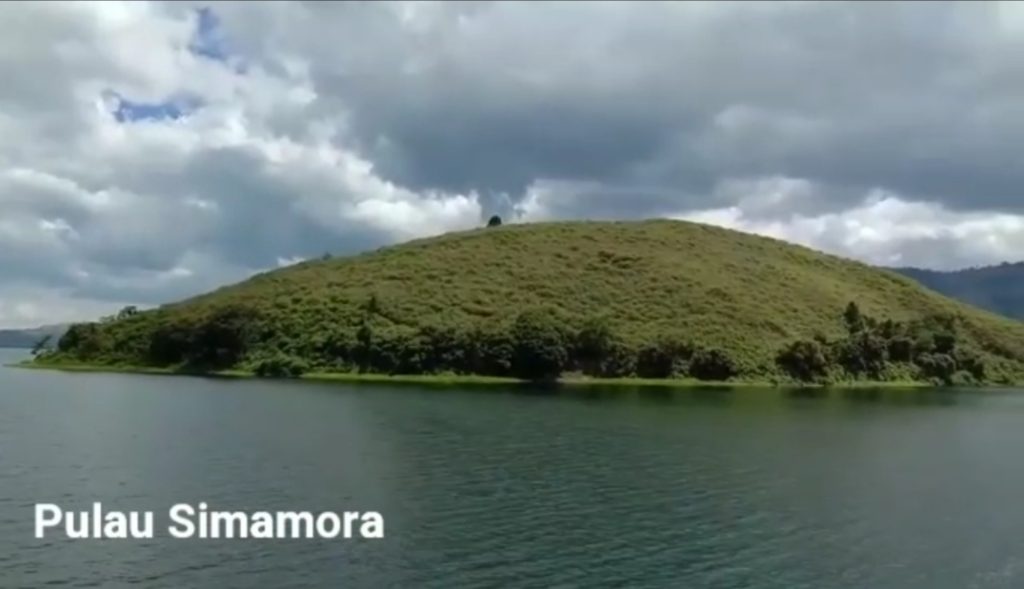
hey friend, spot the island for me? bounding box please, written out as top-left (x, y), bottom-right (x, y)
top-left (27, 220), bottom-right (1024, 387)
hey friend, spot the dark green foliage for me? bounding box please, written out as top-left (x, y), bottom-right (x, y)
top-left (954, 347), bottom-right (986, 381)
top-left (934, 331), bottom-right (957, 355)
top-left (58, 323), bottom-right (105, 358)
top-left (355, 321), bottom-right (374, 372)
top-left (887, 336), bottom-right (914, 362)
top-left (487, 215), bottom-right (502, 227)
top-left (570, 316), bottom-right (639, 377)
top-left (916, 353), bottom-right (957, 385)
top-left (471, 326), bottom-right (515, 376)
top-left (636, 336), bottom-right (692, 378)
top-left (596, 339), bottom-right (636, 378)
top-left (253, 353), bottom-right (309, 378)
top-left (365, 329), bottom-right (416, 374)
top-left (418, 324), bottom-right (472, 373)
top-left (843, 301), bottom-right (865, 334)
top-left (778, 302), bottom-right (990, 386)
top-left (510, 308), bottom-right (568, 380)
top-left (575, 316), bottom-right (614, 374)
top-left (834, 331), bottom-right (888, 378)
top-left (316, 329), bottom-right (358, 369)
top-left (184, 306), bottom-right (257, 369)
top-left (776, 340), bottom-right (831, 383)
top-left (689, 347), bottom-right (738, 381)
top-left (364, 294), bottom-right (381, 315)
top-left (148, 321), bottom-right (193, 364)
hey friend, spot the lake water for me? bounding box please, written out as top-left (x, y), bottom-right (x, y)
top-left (3, 348), bottom-right (1024, 588)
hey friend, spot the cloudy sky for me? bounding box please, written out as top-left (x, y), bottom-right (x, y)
top-left (3, 1), bottom-right (1024, 327)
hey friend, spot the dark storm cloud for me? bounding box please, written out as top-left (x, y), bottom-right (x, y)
top-left (5, 1), bottom-right (1024, 327)
top-left (212, 1), bottom-right (1024, 216)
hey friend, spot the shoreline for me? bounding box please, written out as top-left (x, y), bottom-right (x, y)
top-left (8, 360), bottom-right (945, 390)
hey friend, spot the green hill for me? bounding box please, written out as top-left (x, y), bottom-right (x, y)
top-left (37, 220), bottom-right (1024, 385)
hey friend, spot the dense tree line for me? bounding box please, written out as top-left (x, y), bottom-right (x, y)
top-left (775, 302), bottom-right (989, 385)
top-left (249, 307), bottom-right (740, 381)
top-left (50, 302), bottom-right (739, 382)
top-left (48, 300), bottom-right (998, 385)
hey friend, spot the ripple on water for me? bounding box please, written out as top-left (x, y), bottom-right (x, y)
top-left (2, 359), bottom-right (1024, 589)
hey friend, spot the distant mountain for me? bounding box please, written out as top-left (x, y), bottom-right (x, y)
top-left (892, 263), bottom-right (1024, 320)
top-left (0, 324), bottom-right (69, 349)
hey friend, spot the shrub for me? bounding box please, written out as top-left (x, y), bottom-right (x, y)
top-left (776, 340), bottom-right (830, 382)
top-left (915, 352), bottom-right (957, 385)
top-left (574, 316), bottom-right (615, 375)
top-left (834, 332), bottom-right (888, 378)
top-left (253, 354), bottom-right (309, 378)
top-left (487, 215), bottom-right (502, 227)
top-left (472, 326), bottom-right (515, 376)
top-left (418, 324), bottom-right (471, 373)
top-left (949, 370), bottom-right (978, 387)
top-left (635, 336), bottom-right (692, 378)
top-left (348, 326), bottom-right (426, 374)
top-left (148, 321), bottom-right (194, 365)
top-left (354, 321), bottom-right (374, 371)
top-left (186, 306), bottom-right (258, 369)
top-left (933, 331), bottom-right (957, 355)
top-left (954, 347), bottom-right (986, 381)
top-left (597, 339), bottom-right (636, 378)
top-left (58, 323), bottom-right (106, 359)
top-left (689, 347), bottom-right (737, 381)
top-left (510, 309), bottom-right (568, 380)
top-left (887, 336), bottom-right (914, 362)
top-left (843, 301), bottom-right (865, 334)
top-left (316, 329), bottom-right (358, 368)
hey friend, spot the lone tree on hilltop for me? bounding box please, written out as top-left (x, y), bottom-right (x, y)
top-left (487, 215), bottom-right (502, 227)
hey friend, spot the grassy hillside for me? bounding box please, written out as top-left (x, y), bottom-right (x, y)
top-left (37, 220), bottom-right (1024, 384)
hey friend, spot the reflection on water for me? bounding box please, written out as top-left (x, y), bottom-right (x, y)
top-left (1, 349), bottom-right (1022, 589)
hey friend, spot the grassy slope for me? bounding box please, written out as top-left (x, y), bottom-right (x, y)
top-left (39, 219), bottom-right (1024, 378)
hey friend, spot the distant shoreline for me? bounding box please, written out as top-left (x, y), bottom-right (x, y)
top-left (11, 361), bottom-right (944, 390)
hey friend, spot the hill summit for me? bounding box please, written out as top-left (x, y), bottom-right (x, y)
top-left (40, 220), bottom-right (1024, 385)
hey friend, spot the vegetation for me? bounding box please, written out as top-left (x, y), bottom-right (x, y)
top-left (32, 220), bottom-right (1024, 386)
top-left (775, 302), bottom-right (1001, 385)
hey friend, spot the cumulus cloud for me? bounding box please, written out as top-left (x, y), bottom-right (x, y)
top-left (680, 191), bottom-right (1024, 270)
top-left (0, 1), bottom-right (480, 327)
top-left (2, 1), bottom-right (1024, 327)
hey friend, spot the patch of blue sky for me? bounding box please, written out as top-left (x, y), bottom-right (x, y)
top-left (189, 6), bottom-right (248, 74)
top-left (189, 7), bottom-right (229, 62)
top-left (109, 92), bottom-right (203, 123)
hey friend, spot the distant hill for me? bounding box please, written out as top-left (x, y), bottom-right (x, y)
top-left (893, 263), bottom-right (1024, 321)
top-left (35, 220), bottom-right (1024, 384)
top-left (0, 324), bottom-right (69, 349)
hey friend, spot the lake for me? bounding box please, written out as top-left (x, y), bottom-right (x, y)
top-left (3, 348), bottom-right (1024, 588)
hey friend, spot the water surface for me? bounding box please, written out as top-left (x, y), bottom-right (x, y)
top-left (2, 349), bottom-right (1024, 588)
